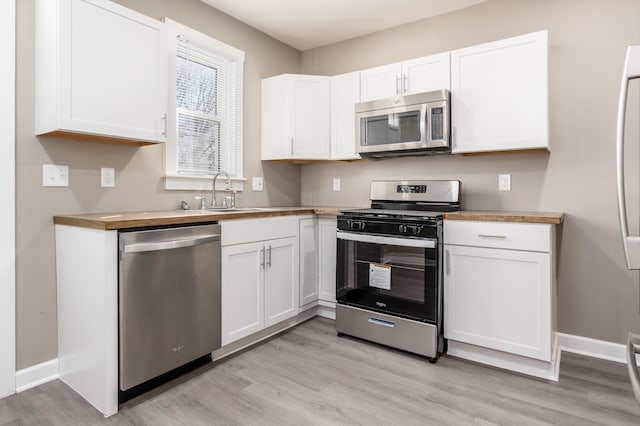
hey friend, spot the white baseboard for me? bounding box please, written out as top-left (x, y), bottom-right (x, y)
top-left (317, 304), bottom-right (336, 320)
top-left (15, 359), bottom-right (59, 393)
top-left (557, 333), bottom-right (636, 365)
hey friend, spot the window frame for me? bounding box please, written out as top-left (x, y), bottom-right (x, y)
top-left (164, 18), bottom-right (245, 191)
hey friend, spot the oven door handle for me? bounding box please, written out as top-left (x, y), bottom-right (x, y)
top-left (336, 231), bottom-right (436, 248)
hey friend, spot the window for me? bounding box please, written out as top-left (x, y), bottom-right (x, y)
top-left (165, 18), bottom-right (244, 190)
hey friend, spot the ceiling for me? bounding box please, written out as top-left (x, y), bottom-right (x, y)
top-left (200, 0), bottom-right (487, 51)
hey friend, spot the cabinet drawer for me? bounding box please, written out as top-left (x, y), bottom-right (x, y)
top-left (222, 216), bottom-right (298, 246)
top-left (444, 220), bottom-right (551, 252)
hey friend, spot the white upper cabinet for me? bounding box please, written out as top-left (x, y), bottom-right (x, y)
top-left (261, 74), bottom-right (331, 160)
top-left (330, 71), bottom-right (361, 160)
top-left (360, 52), bottom-right (450, 102)
top-left (401, 52), bottom-right (451, 96)
top-left (35, 0), bottom-right (167, 144)
top-left (450, 30), bottom-right (548, 154)
top-left (359, 63), bottom-right (402, 102)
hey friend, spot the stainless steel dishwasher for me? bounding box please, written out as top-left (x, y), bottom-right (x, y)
top-left (118, 224), bottom-right (221, 393)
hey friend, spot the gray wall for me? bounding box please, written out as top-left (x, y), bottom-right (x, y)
top-left (299, 0), bottom-right (640, 344)
top-left (15, 0), bottom-right (640, 371)
top-left (16, 0), bottom-right (300, 369)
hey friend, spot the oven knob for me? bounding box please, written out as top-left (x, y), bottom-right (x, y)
top-left (351, 221), bottom-right (365, 230)
top-left (398, 224), bottom-right (406, 233)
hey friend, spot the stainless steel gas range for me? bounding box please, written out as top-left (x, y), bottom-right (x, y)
top-left (336, 180), bottom-right (461, 362)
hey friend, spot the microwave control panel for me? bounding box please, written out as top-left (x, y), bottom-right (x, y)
top-left (431, 107), bottom-right (444, 140)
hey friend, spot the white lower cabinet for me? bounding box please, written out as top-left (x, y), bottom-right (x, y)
top-left (318, 217), bottom-right (337, 303)
top-left (298, 216), bottom-right (337, 315)
top-left (221, 217), bottom-right (299, 346)
top-left (444, 220), bottom-right (558, 380)
top-left (220, 241), bottom-right (265, 344)
top-left (264, 237), bottom-right (299, 327)
top-left (299, 217), bottom-right (319, 307)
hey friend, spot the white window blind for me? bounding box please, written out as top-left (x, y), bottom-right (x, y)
top-left (176, 35), bottom-right (237, 176)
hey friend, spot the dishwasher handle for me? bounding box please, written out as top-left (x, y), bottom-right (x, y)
top-left (124, 234), bottom-right (220, 254)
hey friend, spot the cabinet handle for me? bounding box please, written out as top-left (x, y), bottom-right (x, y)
top-left (403, 74), bottom-right (408, 93)
top-left (395, 76), bottom-right (401, 95)
top-left (162, 113), bottom-right (167, 137)
top-left (267, 245), bottom-right (272, 267)
top-left (478, 234), bottom-right (507, 239)
top-left (290, 138), bottom-right (294, 156)
top-left (260, 247), bottom-right (265, 268)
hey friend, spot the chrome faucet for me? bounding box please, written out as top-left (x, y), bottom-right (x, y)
top-left (211, 171), bottom-right (233, 208)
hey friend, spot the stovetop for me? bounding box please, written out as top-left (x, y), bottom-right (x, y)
top-left (340, 208), bottom-right (445, 221)
top-left (338, 180), bottom-right (461, 235)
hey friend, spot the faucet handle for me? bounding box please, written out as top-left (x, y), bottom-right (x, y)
top-left (230, 191), bottom-right (236, 209)
top-left (194, 195), bottom-right (207, 210)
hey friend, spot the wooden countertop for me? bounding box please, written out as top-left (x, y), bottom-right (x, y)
top-left (54, 207), bottom-right (350, 231)
top-left (444, 211), bottom-right (564, 225)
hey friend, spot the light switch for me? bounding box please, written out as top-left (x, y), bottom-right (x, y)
top-left (101, 167), bottom-right (115, 188)
top-left (252, 177), bottom-right (264, 191)
top-left (333, 178), bottom-right (341, 191)
top-left (43, 164), bottom-right (69, 187)
top-left (498, 174), bottom-right (511, 191)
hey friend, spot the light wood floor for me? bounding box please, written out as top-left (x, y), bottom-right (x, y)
top-left (2, 317), bottom-right (640, 425)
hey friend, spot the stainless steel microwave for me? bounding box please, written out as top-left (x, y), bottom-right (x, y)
top-left (355, 89), bottom-right (450, 158)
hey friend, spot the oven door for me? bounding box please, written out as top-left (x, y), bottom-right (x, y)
top-left (336, 231), bottom-right (440, 323)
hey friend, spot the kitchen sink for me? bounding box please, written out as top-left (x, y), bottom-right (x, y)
top-left (205, 207), bottom-right (258, 212)
top-left (179, 207), bottom-right (277, 213)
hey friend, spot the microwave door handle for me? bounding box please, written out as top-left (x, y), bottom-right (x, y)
top-left (422, 103), bottom-right (429, 147)
top-left (616, 45), bottom-right (640, 269)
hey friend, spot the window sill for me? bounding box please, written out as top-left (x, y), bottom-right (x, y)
top-left (164, 174), bottom-right (246, 191)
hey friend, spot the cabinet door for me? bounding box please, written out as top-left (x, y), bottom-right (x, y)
top-left (402, 52), bottom-right (450, 95)
top-left (444, 244), bottom-right (552, 361)
top-left (264, 237), bottom-right (299, 327)
top-left (318, 218), bottom-right (337, 302)
top-left (221, 242), bottom-right (265, 346)
top-left (450, 30), bottom-right (548, 153)
top-left (360, 62), bottom-right (402, 102)
top-left (36, 0), bottom-right (167, 143)
top-left (260, 75), bottom-right (289, 160)
top-left (299, 219), bottom-right (319, 307)
top-left (290, 76), bottom-right (331, 159)
top-left (330, 71), bottom-right (361, 160)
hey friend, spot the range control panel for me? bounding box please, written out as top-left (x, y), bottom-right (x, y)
top-left (397, 184), bottom-right (427, 194)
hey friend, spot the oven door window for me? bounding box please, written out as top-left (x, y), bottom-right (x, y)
top-left (361, 110), bottom-right (421, 146)
top-left (336, 236), bottom-right (438, 323)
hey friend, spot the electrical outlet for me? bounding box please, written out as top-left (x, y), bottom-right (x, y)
top-left (498, 174), bottom-right (511, 191)
top-left (101, 167), bottom-right (115, 188)
top-left (333, 178), bottom-right (341, 192)
top-left (252, 177), bottom-right (264, 191)
top-left (42, 164), bottom-right (69, 187)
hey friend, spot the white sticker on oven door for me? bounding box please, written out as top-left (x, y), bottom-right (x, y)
top-left (369, 263), bottom-right (391, 290)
